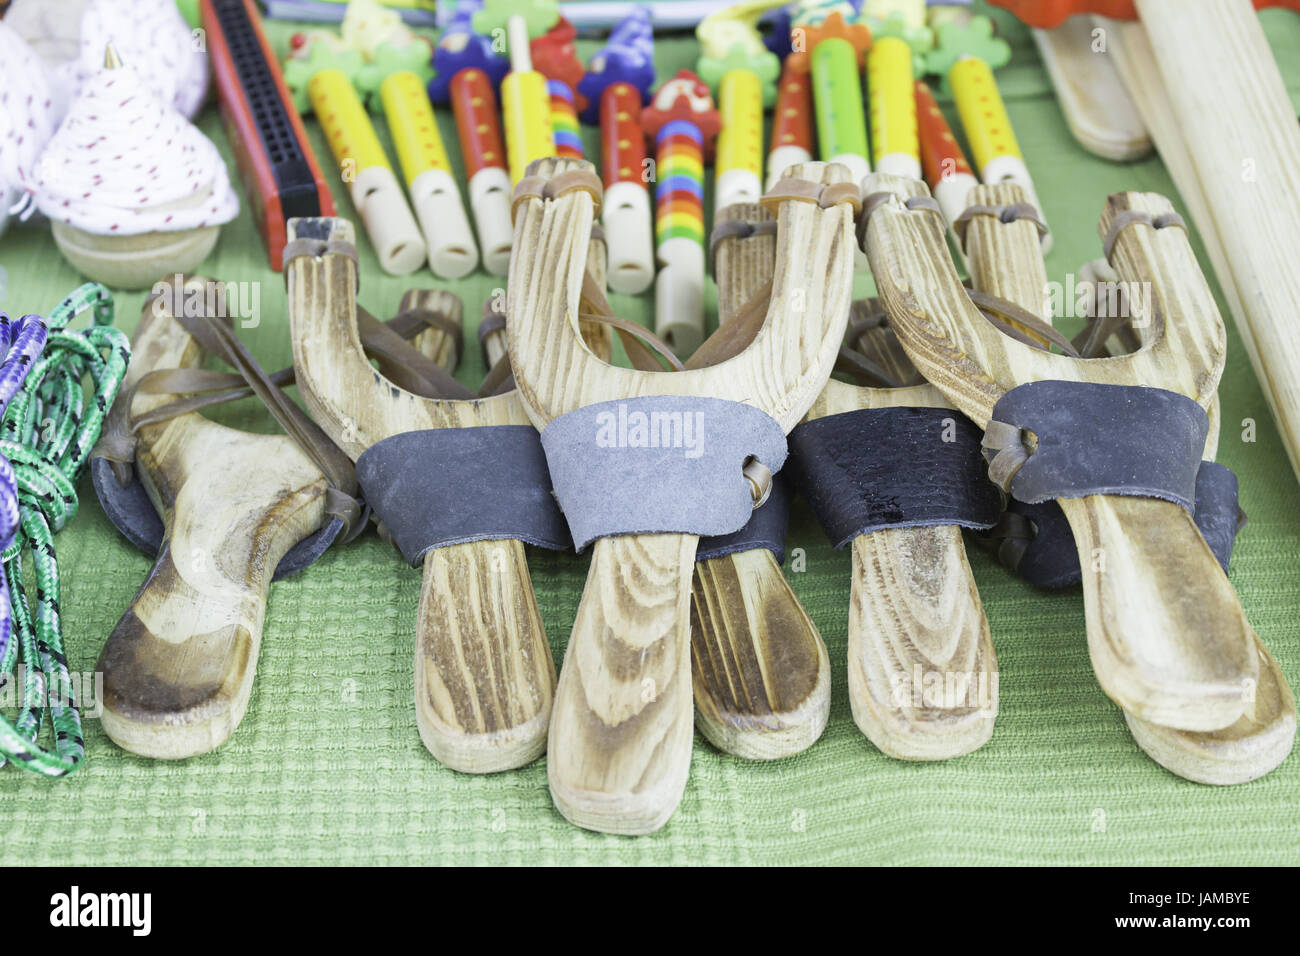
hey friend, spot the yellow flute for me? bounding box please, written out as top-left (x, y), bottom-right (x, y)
top-left (379, 70), bottom-right (479, 278)
top-left (949, 55), bottom-right (1051, 251)
top-left (309, 67), bottom-right (426, 275)
top-left (501, 17), bottom-right (556, 184)
top-left (867, 36), bottom-right (920, 180)
top-left (714, 69), bottom-right (764, 215)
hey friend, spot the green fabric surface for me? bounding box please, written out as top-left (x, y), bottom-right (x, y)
top-left (2, 3), bottom-right (1300, 865)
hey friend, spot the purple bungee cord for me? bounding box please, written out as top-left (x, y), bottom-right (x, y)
top-left (0, 312), bottom-right (50, 666)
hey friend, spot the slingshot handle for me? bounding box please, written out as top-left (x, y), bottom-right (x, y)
top-left (548, 534), bottom-right (697, 835)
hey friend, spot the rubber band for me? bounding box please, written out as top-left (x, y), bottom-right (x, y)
top-left (952, 201), bottom-right (1049, 251)
top-left (1102, 209), bottom-right (1186, 261)
top-left (857, 191), bottom-right (943, 249)
top-left (511, 164), bottom-right (604, 220)
top-left (760, 176), bottom-right (862, 216)
top-left (708, 218), bottom-right (778, 278)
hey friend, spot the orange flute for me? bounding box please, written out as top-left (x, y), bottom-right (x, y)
top-left (599, 81), bottom-right (654, 294)
top-left (915, 80), bottom-right (979, 229)
top-left (450, 67), bottom-right (514, 274)
top-left (767, 58), bottom-right (815, 189)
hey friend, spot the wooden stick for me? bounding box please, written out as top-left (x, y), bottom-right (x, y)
top-left (99, 283), bottom-right (332, 758)
top-left (1131, 0), bottom-right (1300, 486)
top-left (1101, 22), bottom-right (1296, 784)
top-left (865, 173), bottom-right (1259, 732)
top-left (508, 157), bottom-right (856, 834)
top-left (1031, 16), bottom-right (1151, 162)
top-left (691, 202), bottom-right (831, 760)
top-left (286, 219), bottom-right (557, 774)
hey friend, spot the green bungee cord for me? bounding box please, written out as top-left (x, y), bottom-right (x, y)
top-left (0, 282), bottom-right (130, 778)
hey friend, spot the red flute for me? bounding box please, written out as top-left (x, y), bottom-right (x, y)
top-left (915, 80), bottom-right (978, 229)
top-left (766, 58), bottom-right (814, 189)
top-left (600, 82), bottom-right (645, 187)
top-left (450, 67), bottom-right (514, 274)
top-left (599, 81), bottom-right (653, 293)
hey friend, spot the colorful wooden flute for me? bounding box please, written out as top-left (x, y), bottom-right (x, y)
top-left (641, 70), bottom-right (720, 357)
top-left (449, 67), bottom-right (514, 275)
top-left (789, 11), bottom-right (874, 185)
top-left (378, 70), bottom-right (479, 277)
top-left (482, 8), bottom-right (557, 184)
top-left (714, 69), bottom-right (764, 214)
top-left (948, 55), bottom-right (1048, 250)
top-left (767, 58), bottom-right (814, 189)
top-left (599, 82), bottom-right (655, 294)
top-left (580, 7), bottom-right (656, 294)
top-left (548, 80), bottom-right (584, 159)
top-left (926, 9), bottom-right (1051, 250)
top-left (533, 17), bottom-right (587, 161)
top-left (308, 67), bottom-right (426, 275)
top-left (915, 79), bottom-right (977, 230)
top-left (429, 2), bottom-right (512, 274)
top-left (345, 2), bottom-right (479, 278)
top-left (696, 1), bottom-right (780, 214)
top-left (867, 35), bottom-right (920, 179)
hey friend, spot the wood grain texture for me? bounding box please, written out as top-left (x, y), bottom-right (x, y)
top-left (1032, 17), bottom-right (1151, 162)
top-left (809, 356), bottom-right (997, 759)
top-left (864, 173), bottom-right (1257, 732)
top-left (1102, 22), bottom-right (1297, 784)
top-left (691, 202), bottom-right (831, 761)
top-left (507, 158), bottom-right (856, 833)
top-left (1136, 0), bottom-right (1300, 486)
top-left (691, 550), bottom-right (830, 759)
top-left (98, 280), bottom-right (330, 758)
top-left (286, 218), bottom-right (556, 774)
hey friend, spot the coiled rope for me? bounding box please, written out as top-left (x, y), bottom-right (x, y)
top-left (0, 283), bottom-right (129, 777)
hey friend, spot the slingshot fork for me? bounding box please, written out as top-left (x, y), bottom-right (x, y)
top-left (287, 219), bottom-right (557, 774)
top-left (864, 173), bottom-right (1258, 733)
top-left (982, 195), bottom-right (1296, 784)
top-left (508, 157), bottom-right (856, 834)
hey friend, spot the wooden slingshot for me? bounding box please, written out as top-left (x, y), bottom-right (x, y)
top-left (480, 204), bottom-right (833, 763)
top-left (286, 221), bottom-right (606, 774)
top-left (806, 314), bottom-right (999, 761)
top-left (707, 200), bottom-right (990, 760)
top-left (863, 172), bottom-right (1286, 741)
top-left (97, 279), bottom-right (346, 758)
top-left (507, 157), bottom-right (857, 833)
top-left (962, 189), bottom-right (1295, 784)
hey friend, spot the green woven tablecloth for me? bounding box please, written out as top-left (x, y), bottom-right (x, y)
top-left (1, 4), bottom-right (1299, 866)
